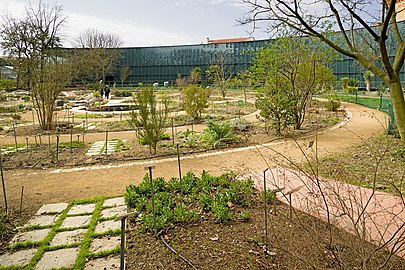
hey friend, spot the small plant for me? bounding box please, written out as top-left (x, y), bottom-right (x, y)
top-left (263, 190), bottom-right (276, 204)
top-left (125, 171), bottom-right (253, 233)
top-left (324, 99), bottom-right (341, 111)
top-left (211, 200), bottom-right (231, 223)
top-left (200, 120), bottom-right (240, 148)
top-left (239, 210), bottom-right (250, 221)
top-left (114, 90), bottom-right (132, 97)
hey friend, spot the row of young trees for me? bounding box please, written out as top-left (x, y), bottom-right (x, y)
top-left (0, 1), bottom-right (123, 130)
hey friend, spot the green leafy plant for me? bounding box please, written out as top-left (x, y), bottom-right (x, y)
top-left (324, 99), bottom-right (341, 111)
top-left (183, 84), bottom-right (211, 120)
top-left (200, 120), bottom-right (240, 148)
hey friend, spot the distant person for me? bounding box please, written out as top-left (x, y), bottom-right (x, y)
top-left (104, 85), bottom-right (111, 99)
top-left (99, 87), bottom-right (104, 99)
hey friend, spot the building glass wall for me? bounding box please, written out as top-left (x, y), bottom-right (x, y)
top-left (112, 34), bottom-right (405, 90)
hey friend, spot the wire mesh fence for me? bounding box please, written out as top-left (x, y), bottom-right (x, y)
top-left (319, 90), bottom-right (396, 134)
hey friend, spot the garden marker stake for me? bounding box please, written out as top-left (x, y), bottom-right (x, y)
top-left (145, 165), bottom-right (157, 237)
top-left (0, 150), bottom-right (7, 213)
top-left (105, 130), bottom-right (109, 155)
top-left (176, 144), bottom-right (182, 193)
top-left (263, 168), bottom-right (269, 248)
top-left (12, 123), bottom-right (18, 152)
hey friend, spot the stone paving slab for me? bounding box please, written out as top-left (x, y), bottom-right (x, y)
top-left (60, 215), bottom-right (92, 229)
top-left (10, 228), bottom-right (51, 244)
top-left (35, 203), bottom-right (68, 215)
top-left (50, 229), bottom-right (87, 246)
top-left (94, 220), bottom-right (121, 234)
top-left (86, 140), bottom-right (119, 156)
top-left (103, 197), bottom-right (125, 207)
top-left (84, 255), bottom-right (120, 270)
top-left (25, 214), bottom-right (59, 227)
top-left (0, 248), bottom-right (37, 267)
top-left (68, 204), bottom-right (96, 215)
top-left (89, 235), bottom-right (120, 253)
top-left (35, 247), bottom-right (79, 270)
top-left (101, 205), bottom-right (127, 219)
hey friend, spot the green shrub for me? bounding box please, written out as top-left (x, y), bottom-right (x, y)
top-left (0, 94), bottom-right (6, 101)
top-left (324, 99), bottom-right (341, 111)
top-left (124, 171), bottom-right (252, 233)
top-left (200, 120), bottom-right (240, 148)
top-left (21, 95), bottom-right (30, 101)
top-left (10, 113), bottom-right (21, 120)
top-left (0, 79), bottom-right (16, 91)
top-left (114, 90), bottom-right (133, 97)
top-left (239, 211), bottom-right (251, 221)
top-left (263, 190), bottom-right (277, 204)
top-left (211, 201), bottom-right (231, 223)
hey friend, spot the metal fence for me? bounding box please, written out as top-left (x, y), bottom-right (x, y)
top-left (320, 90), bottom-right (396, 135)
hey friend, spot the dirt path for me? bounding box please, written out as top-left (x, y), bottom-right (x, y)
top-left (0, 103), bottom-right (388, 214)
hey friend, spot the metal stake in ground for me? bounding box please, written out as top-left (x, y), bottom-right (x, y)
top-left (115, 212), bottom-right (137, 270)
top-left (263, 168), bottom-right (269, 248)
top-left (105, 130), bottom-right (109, 155)
top-left (70, 127), bottom-right (73, 153)
top-left (0, 150), bottom-right (7, 213)
top-left (82, 120), bottom-right (85, 143)
top-left (12, 123), bottom-right (18, 152)
top-left (48, 132), bottom-right (51, 155)
top-left (19, 186), bottom-right (24, 213)
top-left (176, 143), bottom-right (182, 193)
top-left (56, 135), bottom-right (60, 163)
top-left (171, 118), bottom-right (175, 146)
top-left (145, 165), bottom-right (157, 237)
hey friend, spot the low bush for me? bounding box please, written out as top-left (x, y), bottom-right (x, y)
top-left (200, 120), bottom-right (240, 148)
top-left (0, 79), bottom-right (16, 91)
top-left (125, 171), bottom-right (254, 233)
top-left (114, 90), bottom-right (133, 97)
top-left (324, 99), bottom-right (341, 111)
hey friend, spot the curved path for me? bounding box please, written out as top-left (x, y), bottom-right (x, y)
top-left (1, 103), bottom-right (388, 215)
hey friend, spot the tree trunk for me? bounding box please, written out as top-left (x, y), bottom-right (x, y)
top-left (366, 80), bottom-right (371, 92)
top-left (388, 80), bottom-right (405, 144)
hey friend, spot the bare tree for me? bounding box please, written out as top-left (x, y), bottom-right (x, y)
top-left (206, 51), bottom-right (235, 99)
top-left (0, 1), bottom-right (66, 89)
top-left (240, 0), bottom-right (405, 143)
top-left (120, 65), bottom-right (131, 87)
top-left (0, 1), bottom-right (68, 130)
top-left (73, 28), bottom-right (123, 84)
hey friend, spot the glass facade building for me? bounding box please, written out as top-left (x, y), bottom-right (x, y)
top-left (112, 31), bottom-right (405, 89)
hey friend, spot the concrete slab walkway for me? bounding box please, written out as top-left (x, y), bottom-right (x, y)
top-left (0, 197), bottom-right (127, 269)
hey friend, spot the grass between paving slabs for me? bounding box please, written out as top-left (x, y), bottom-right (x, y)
top-left (1, 196), bottom-right (122, 270)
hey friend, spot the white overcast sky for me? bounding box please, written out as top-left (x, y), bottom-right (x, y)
top-left (0, 0), bottom-right (270, 47)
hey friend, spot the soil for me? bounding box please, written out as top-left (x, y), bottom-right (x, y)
top-left (0, 101), bottom-right (398, 268)
top-left (126, 192), bottom-right (405, 269)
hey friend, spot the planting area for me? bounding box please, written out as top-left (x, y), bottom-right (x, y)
top-left (1, 89), bottom-right (404, 269)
